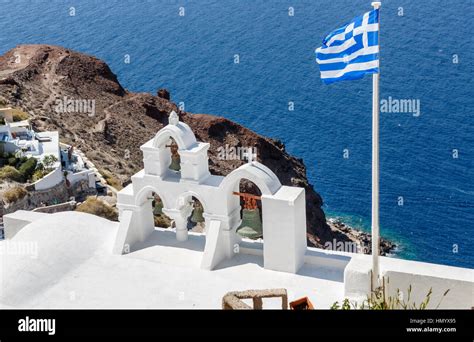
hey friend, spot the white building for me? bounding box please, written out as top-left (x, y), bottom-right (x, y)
top-left (114, 111), bottom-right (306, 273)
top-left (0, 107), bottom-right (95, 190)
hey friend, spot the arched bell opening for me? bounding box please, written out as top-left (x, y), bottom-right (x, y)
top-left (234, 179), bottom-right (263, 240)
top-left (187, 196), bottom-right (206, 233)
top-left (149, 192), bottom-right (173, 229)
top-left (166, 137), bottom-right (181, 172)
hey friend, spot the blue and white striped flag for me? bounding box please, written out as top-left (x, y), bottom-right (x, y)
top-left (316, 9), bottom-right (379, 84)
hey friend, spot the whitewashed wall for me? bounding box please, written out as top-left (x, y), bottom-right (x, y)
top-left (342, 253), bottom-right (474, 309)
top-left (66, 169), bottom-right (95, 188)
top-left (33, 166), bottom-right (63, 191)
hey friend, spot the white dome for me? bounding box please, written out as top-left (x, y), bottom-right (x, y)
top-left (0, 211), bottom-right (117, 307)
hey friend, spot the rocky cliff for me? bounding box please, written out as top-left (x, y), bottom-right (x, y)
top-left (0, 44), bottom-right (391, 251)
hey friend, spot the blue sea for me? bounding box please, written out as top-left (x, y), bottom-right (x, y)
top-left (0, 0), bottom-right (472, 268)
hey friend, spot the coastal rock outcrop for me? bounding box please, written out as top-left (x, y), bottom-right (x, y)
top-left (157, 88), bottom-right (170, 100)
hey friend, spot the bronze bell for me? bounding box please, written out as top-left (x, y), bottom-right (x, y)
top-left (166, 140), bottom-right (181, 171)
top-left (190, 202), bottom-right (205, 223)
top-left (153, 198), bottom-right (163, 215)
top-left (237, 207), bottom-right (263, 239)
top-left (232, 191), bottom-right (263, 239)
top-left (169, 153), bottom-right (181, 171)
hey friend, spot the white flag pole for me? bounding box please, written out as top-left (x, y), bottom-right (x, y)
top-left (371, 1), bottom-right (381, 290)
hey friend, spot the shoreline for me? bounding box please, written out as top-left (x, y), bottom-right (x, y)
top-left (326, 217), bottom-right (397, 256)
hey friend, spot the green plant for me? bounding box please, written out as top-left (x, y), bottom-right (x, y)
top-left (76, 197), bottom-right (118, 221)
top-left (0, 165), bottom-right (22, 182)
top-left (331, 278), bottom-right (450, 310)
top-left (3, 186), bottom-right (27, 203)
top-left (32, 169), bottom-right (44, 182)
top-left (18, 157), bottom-right (37, 181)
top-left (25, 159), bottom-right (59, 183)
top-left (31, 168), bottom-right (54, 182)
top-left (42, 154), bottom-right (58, 169)
top-left (7, 156), bottom-right (18, 166)
top-left (330, 298), bottom-right (353, 310)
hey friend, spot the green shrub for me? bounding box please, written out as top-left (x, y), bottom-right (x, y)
top-left (42, 155), bottom-right (58, 168)
top-left (331, 278), bottom-right (450, 310)
top-left (76, 197), bottom-right (118, 221)
top-left (18, 157), bottom-right (37, 181)
top-left (6, 156), bottom-right (28, 168)
top-left (32, 169), bottom-right (48, 182)
top-left (7, 157), bottom-right (18, 166)
top-left (0, 165), bottom-right (22, 181)
top-left (3, 186), bottom-right (27, 203)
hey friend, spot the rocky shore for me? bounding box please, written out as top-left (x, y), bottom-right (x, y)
top-left (327, 217), bottom-right (397, 256)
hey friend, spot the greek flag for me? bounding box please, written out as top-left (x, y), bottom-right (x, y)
top-left (316, 9), bottom-right (379, 84)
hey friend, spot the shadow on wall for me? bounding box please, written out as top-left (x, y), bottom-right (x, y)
top-left (130, 229), bottom-right (206, 253)
top-left (300, 248), bottom-right (352, 282)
